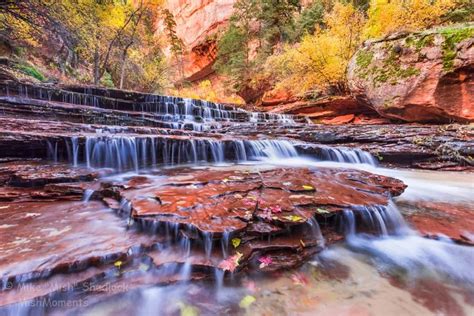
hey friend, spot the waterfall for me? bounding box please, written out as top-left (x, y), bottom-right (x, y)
top-left (318, 146), bottom-right (378, 166)
top-left (244, 139), bottom-right (299, 160)
top-left (82, 189), bottom-right (95, 203)
top-left (341, 201), bottom-right (410, 237)
top-left (1, 82), bottom-right (299, 129)
top-left (67, 136), bottom-right (301, 170)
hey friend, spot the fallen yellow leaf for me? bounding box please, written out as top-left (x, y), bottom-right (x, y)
top-left (239, 295), bottom-right (256, 309)
top-left (231, 238), bottom-right (241, 248)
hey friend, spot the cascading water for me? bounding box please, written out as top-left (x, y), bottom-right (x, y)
top-left (2, 82), bottom-right (298, 132)
top-left (317, 146), bottom-right (378, 166)
top-left (341, 201), bottom-right (410, 237)
top-left (2, 81), bottom-right (472, 316)
top-left (65, 135), bottom-right (302, 171)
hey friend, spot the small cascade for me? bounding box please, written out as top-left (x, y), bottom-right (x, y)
top-left (178, 260), bottom-right (192, 282)
top-left (71, 136), bottom-right (79, 167)
top-left (82, 189), bottom-right (95, 203)
top-left (341, 201), bottom-right (410, 237)
top-left (307, 217), bottom-right (325, 247)
top-left (203, 233), bottom-right (213, 258)
top-left (46, 141), bottom-right (59, 163)
top-left (220, 231), bottom-right (231, 258)
top-left (244, 139), bottom-right (299, 160)
top-left (318, 146), bottom-right (378, 165)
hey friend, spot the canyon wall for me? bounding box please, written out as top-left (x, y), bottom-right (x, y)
top-left (160, 0), bottom-right (235, 82)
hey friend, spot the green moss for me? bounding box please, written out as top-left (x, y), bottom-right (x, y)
top-left (100, 71), bottom-right (115, 88)
top-left (356, 50), bottom-right (374, 68)
top-left (15, 63), bottom-right (46, 81)
top-left (417, 35), bottom-right (434, 50)
top-left (406, 34), bottom-right (435, 51)
top-left (400, 66), bottom-right (420, 78)
top-left (370, 49), bottom-right (420, 86)
top-left (374, 71), bottom-right (389, 83)
top-left (440, 26), bottom-right (474, 71)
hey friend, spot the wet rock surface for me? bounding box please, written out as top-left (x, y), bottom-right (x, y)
top-left (399, 201), bottom-right (474, 245)
top-left (0, 80), bottom-right (472, 170)
top-left (0, 80), bottom-right (472, 314)
top-left (113, 168), bottom-right (405, 235)
top-left (0, 159), bottom-right (406, 308)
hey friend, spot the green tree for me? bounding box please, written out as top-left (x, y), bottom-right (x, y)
top-left (214, 0), bottom-right (300, 103)
top-left (161, 8), bottom-right (185, 80)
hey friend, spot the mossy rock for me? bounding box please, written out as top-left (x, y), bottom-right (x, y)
top-left (14, 62), bottom-right (46, 82)
top-left (347, 23), bottom-right (474, 123)
top-left (440, 25), bottom-right (474, 71)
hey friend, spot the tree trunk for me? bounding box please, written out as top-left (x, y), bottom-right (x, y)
top-left (93, 46), bottom-right (100, 85)
top-left (119, 52), bottom-right (127, 90)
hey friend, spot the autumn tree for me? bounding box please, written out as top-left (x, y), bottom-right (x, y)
top-left (214, 0), bottom-right (259, 102)
top-left (265, 2), bottom-right (366, 95)
top-left (214, 0), bottom-right (300, 103)
top-left (364, 0), bottom-right (458, 38)
top-left (0, 0), bottom-right (167, 91)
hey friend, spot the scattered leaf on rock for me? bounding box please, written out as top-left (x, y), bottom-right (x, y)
top-left (231, 238), bottom-right (241, 248)
top-left (283, 215), bottom-right (304, 222)
top-left (258, 256), bottom-right (273, 269)
top-left (316, 208), bottom-right (330, 214)
top-left (291, 272), bottom-right (309, 286)
top-left (239, 295), bottom-right (256, 309)
top-left (218, 252), bottom-right (243, 272)
top-left (178, 302), bottom-right (199, 316)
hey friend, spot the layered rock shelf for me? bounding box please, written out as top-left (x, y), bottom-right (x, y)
top-left (0, 79), bottom-right (472, 312)
top-left (0, 80), bottom-right (472, 170)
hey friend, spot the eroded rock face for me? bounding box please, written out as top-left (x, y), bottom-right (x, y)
top-left (399, 201), bottom-right (474, 245)
top-left (263, 96), bottom-right (384, 124)
top-left (348, 24), bottom-right (474, 123)
top-left (159, 0), bottom-right (235, 81)
top-left (108, 167), bottom-right (405, 237)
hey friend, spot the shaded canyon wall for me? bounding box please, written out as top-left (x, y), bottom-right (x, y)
top-left (159, 0), bottom-right (235, 82)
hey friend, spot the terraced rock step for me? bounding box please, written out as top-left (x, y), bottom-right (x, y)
top-left (108, 167), bottom-right (405, 235)
top-left (0, 161), bottom-right (405, 308)
top-left (1, 80), bottom-right (472, 170)
top-left (0, 80), bottom-right (471, 314)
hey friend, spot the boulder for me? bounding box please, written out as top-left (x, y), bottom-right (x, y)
top-left (348, 24), bottom-right (474, 123)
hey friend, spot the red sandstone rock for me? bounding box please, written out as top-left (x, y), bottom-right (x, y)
top-left (400, 201), bottom-right (474, 245)
top-left (106, 167), bottom-right (405, 237)
top-left (158, 0), bottom-right (235, 81)
top-left (348, 25), bottom-right (474, 123)
top-left (321, 114), bottom-right (355, 124)
top-left (263, 96), bottom-right (381, 123)
top-left (261, 89), bottom-right (297, 106)
top-left (0, 201), bottom-right (161, 287)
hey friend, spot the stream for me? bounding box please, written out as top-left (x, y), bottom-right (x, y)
top-left (0, 83), bottom-right (472, 315)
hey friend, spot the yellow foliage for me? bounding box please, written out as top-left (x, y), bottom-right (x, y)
top-left (265, 2), bottom-right (365, 95)
top-left (364, 0), bottom-right (458, 38)
top-left (169, 80), bottom-right (244, 104)
top-left (0, 15), bottom-right (40, 48)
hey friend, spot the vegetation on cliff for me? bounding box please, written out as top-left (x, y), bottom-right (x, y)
top-left (214, 0), bottom-right (473, 103)
top-left (0, 0), bottom-right (472, 103)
